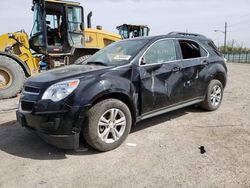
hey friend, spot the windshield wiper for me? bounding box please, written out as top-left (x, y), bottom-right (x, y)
top-left (85, 61), bottom-right (108, 66)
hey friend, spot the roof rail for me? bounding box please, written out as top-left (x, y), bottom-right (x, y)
top-left (168, 32), bottom-right (206, 38)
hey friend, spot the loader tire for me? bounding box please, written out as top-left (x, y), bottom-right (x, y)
top-left (0, 55), bottom-right (25, 99)
top-left (74, 55), bottom-right (91, 64)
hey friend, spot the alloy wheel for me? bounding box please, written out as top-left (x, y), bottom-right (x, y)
top-left (210, 85), bottom-right (222, 107)
top-left (97, 108), bottom-right (127, 144)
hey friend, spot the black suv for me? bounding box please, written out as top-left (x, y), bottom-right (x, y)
top-left (16, 32), bottom-right (227, 151)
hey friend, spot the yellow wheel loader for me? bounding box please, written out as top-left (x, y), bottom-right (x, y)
top-left (116, 24), bottom-right (150, 39)
top-left (0, 0), bottom-right (121, 99)
top-left (0, 31), bottom-right (40, 98)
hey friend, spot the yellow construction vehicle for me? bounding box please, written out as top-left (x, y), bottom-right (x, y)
top-left (116, 24), bottom-right (150, 39)
top-left (29, 0), bottom-right (121, 67)
top-left (0, 31), bottom-right (40, 99)
top-left (0, 0), bottom-right (121, 99)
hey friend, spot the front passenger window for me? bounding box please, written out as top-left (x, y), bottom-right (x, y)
top-left (143, 39), bottom-right (177, 65)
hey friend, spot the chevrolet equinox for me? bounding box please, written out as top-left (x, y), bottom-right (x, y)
top-left (16, 32), bottom-right (227, 151)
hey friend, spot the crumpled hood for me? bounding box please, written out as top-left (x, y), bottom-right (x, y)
top-left (25, 64), bottom-right (112, 88)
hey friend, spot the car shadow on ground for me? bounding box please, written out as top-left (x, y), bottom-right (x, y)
top-left (0, 121), bottom-right (99, 160)
top-left (131, 105), bottom-right (207, 133)
top-left (0, 106), bottom-right (206, 160)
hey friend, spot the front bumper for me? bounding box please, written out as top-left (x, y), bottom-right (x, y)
top-left (16, 104), bottom-right (86, 150)
top-left (39, 131), bottom-right (80, 150)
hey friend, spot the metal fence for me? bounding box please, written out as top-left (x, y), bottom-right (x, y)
top-left (224, 52), bottom-right (250, 63)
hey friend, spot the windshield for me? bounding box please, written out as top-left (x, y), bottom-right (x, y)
top-left (82, 39), bottom-right (149, 66)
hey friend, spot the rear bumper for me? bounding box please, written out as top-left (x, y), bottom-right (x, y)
top-left (16, 107), bottom-right (84, 150)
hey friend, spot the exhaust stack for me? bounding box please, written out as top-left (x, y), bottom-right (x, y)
top-left (87, 11), bottom-right (92, 28)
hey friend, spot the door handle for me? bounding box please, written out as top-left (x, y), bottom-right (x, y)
top-left (202, 60), bottom-right (209, 65)
top-left (172, 66), bottom-right (181, 72)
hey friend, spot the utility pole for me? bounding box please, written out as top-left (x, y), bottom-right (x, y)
top-left (214, 21), bottom-right (228, 54)
top-left (224, 22), bottom-right (227, 53)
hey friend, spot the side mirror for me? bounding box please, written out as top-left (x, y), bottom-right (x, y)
top-left (141, 57), bottom-right (146, 65)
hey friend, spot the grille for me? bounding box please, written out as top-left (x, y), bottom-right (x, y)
top-left (21, 101), bottom-right (35, 111)
top-left (24, 86), bottom-right (40, 94)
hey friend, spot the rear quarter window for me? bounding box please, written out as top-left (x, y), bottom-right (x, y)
top-left (207, 41), bottom-right (222, 56)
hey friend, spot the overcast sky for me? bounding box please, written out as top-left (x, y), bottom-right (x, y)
top-left (0, 0), bottom-right (249, 47)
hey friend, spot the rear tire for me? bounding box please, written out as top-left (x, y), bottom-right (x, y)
top-left (0, 55), bottom-right (25, 99)
top-left (74, 55), bottom-right (91, 64)
top-left (83, 99), bottom-right (132, 152)
top-left (201, 79), bottom-right (224, 111)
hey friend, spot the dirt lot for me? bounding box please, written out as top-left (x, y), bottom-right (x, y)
top-left (0, 63), bottom-right (249, 188)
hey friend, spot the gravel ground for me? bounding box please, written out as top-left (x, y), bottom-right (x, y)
top-left (0, 63), bottom-right (249, 188)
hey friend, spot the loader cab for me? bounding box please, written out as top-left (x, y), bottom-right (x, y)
top-left (30, 0), bottom-right (84, 55)
top-left (116, 24), bottom-right (150, 39)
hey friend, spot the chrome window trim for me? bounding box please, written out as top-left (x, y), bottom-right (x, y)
top-left (113, 37), bottom-right (210, 70)
top-left (139, 38), bottom-right (210, 67)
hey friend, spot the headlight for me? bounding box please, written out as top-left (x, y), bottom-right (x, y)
top-left (42, 79), bottom-right (80, 102)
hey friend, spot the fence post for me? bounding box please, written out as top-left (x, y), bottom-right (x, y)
top-left (238, 52), bottom-right (241, 63)
top-left (246, 52), bottom-right (248, 63)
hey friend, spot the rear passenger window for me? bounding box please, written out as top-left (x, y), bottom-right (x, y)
top-left (143, 39), bottom-right (177, 65)
top-left (179, 40), bottom-right (207, 59)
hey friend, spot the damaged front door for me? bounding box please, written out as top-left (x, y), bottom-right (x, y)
top-left (139, 39), bottom-right (183, 114)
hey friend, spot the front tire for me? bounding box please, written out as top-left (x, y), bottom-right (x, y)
top-left (0, 55), bottom-right (25, 99)
top-left (201, 79), bottom-right (224, 111)
top-left (83, 99), bottom-right (132, 152)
